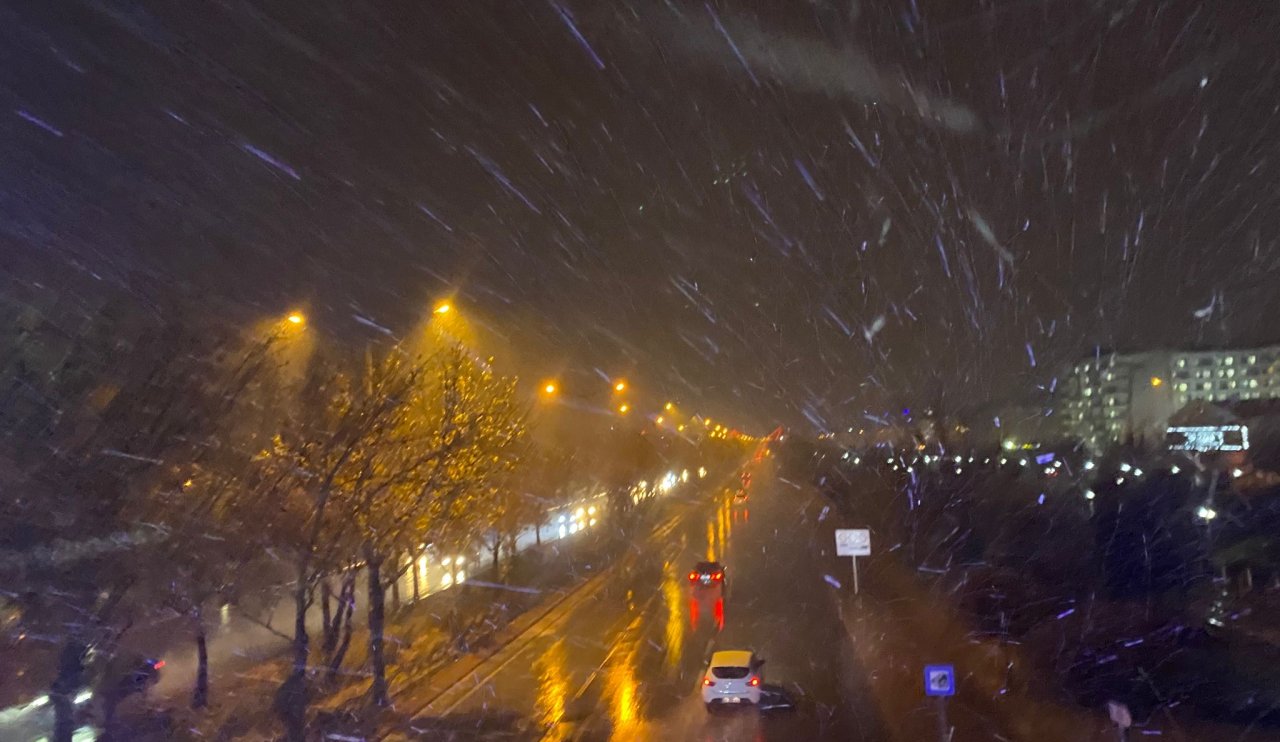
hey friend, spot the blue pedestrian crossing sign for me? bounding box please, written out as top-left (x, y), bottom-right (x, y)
top-left (924, 665), bottom-right (955, 697)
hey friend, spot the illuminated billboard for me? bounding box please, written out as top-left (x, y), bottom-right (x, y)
top-left (1165, 424), bottom-right (1249, 452)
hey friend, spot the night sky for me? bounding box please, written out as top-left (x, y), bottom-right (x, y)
top-left (2, 0), bottom-right (1279, 431)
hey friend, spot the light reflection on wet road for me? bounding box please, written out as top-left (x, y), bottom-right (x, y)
top-left (426, 457), bottom-right (879, 740)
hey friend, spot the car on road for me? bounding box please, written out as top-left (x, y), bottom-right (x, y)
top-left (733, 488), bottom-right (748, 503)
top-left (702, 650), bottom-right (764, 709)
top-left (688, 561), bottom-right (726, 588)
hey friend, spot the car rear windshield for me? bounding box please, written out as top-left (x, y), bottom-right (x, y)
top-left (712, 666), bottom-right (750, 679)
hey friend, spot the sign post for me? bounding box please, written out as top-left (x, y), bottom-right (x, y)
top-left (924, 664), bottom-right (955, 742)
top-left (834, 528), bottom-right (871, 594)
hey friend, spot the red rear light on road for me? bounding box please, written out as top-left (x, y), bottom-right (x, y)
top-left (152, 660), bottom-right (166, 670)
top-left (748, 676), bottom-right (760, 687)
top-left (688, 571), bottom-right (699, 582)
top-left (703, 677), bottom-right (715, 686)
top-left (712, 572), bottom-right (723, 581)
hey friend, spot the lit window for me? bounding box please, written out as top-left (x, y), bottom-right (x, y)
top-left (1177, 382), bottom-right (1187, 392)
top-left (1229, 381), bottom-right (1238, 389)
top-left (1083, 388), bottom-right (1092, 397)
top-left (1250, 379), bottom-right (1259, 388)
top-left (1227, 368), bottom-right (1236, 378)
top-left (1249, 355), bottom-right (1257, 364)
top-left (1177, 358), bottom-right (1186, 368)
top-left (1225, 357), bottom-right (1234, 366)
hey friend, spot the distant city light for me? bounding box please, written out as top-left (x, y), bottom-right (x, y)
top-left (286, 312), bottom-right (305, 325)
top-left (1084, 460), bottom-right (1096, 470)
top-left (1120, 463), bottom-right (1132, 473)
top-left (1084, 489), bottom-right (1096, 500)
top-left (1170, 465), bottom-right (1181, 475)
top-left (1197, 505), bottom-right (1218, 521)
top-left (1232, 468), bottom-right (1245, 478)
top-left (1150, 376), bottom-right (1164, 387)
top-left (433, 303), bottom-right (451, 315)
top-left (1002, 440), bottom-right (1016, 450)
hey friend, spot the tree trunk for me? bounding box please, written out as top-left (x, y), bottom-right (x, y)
top-left (274, 579), bottom-right (309, 742)
top-left (192, 606), bottom-right (210, 709)
top-left (412, 558), bottom-right (421, 601)
top-left (324, 572), bottom-right (355, 655)
top-left (325, 581), bottom-right (356, 683)
top-left (50, 641), bottom-right (86, 742)
top-left (535, 522), bottom-right (542, 546)
top-left (365, 550), bottom-right (390, 706)
top-left (491, 540), bottom-right (500, 570)
top-left (320, 578), bottom-right (333, 649)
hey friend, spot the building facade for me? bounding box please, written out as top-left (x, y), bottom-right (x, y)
top-left (1063, 345), bottom-right (1280, 451)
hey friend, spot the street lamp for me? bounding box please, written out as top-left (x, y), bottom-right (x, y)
top-left (664, 401), bottom-right (674, 411)
top-left (286, 312), bottom-right (305, 326)
top-left (618, 403), bottom-right (630, 414)
top-left (542, 381), bottom-right (558, 396)
top-left (613, 380), bottom-right (627, 393)
top-left (655, 415), bottom-right (664, 425)
top-left (433, 302), bottom-right (452, 315)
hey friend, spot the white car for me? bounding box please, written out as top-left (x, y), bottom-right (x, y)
top-left (701, 650), bottom-right (764, 708)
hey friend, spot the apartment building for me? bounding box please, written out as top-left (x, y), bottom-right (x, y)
top-left (1062, 345), bottom-right (1280, 451)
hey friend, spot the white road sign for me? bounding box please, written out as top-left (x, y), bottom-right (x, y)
top-left (835, 528), bottom-right (871, 557)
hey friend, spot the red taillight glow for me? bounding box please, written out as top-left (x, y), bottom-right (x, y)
top-left (712, 572), bottom-right (723, 580)
top-left (748, 676), bottom-right (760, 687)
top-left (703, 677), bottom-right (715, 686)
top-left (152, 660), bottom-right (166, 670)
top-left (688, 571), bottom-right (699, 581)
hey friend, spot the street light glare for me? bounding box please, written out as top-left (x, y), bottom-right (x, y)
top-left (434, 303), bottom-right (452, 315)
top-left (614, 380), bottom-right (627, 393)
top-left (664, 402), bottom-right (674, 411)
top-left (619, 403), bottom-right (630, 414)
top-left (1150, 376), bottom-right (1164, 387)
top-left (543, 382), bottom-right (557, 395)
top-left (286, 312), bottom-right (305, 326)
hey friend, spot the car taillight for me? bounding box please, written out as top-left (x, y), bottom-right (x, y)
top-left (688, 572), bottom-right (699, 581)
top-left (152, 660), bottom-right (166, 670)
top-left (703, 677), bottom-right (715, 686)
top-left (712, 572), bottom-right (723, 581)
top-left (748, 676), bottom-right (760, 687)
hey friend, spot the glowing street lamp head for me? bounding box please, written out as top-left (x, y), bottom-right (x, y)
top-left (664, 402), bottom-right (674, 411)
top-left (1150, 376), bottom-right (1164, 387)
top-left (433, 303), bottom-right (452, 315)
top-left (618, 403), bottom-right (630, 414)
top-left (286, 312), bottom-right (305, 326)
top-left (614, 380), bottom-right (627, 393)
top-left (542, 382), bottom-right (558, 396)
top-left (655, 416), bottom-right (665, 425)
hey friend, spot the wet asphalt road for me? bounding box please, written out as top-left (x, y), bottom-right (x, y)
top-left (409, 455), bottom-right (884, 741)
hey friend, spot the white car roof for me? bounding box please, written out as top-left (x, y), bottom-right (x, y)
top-left (709, 650), bottom-right (753, 667)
